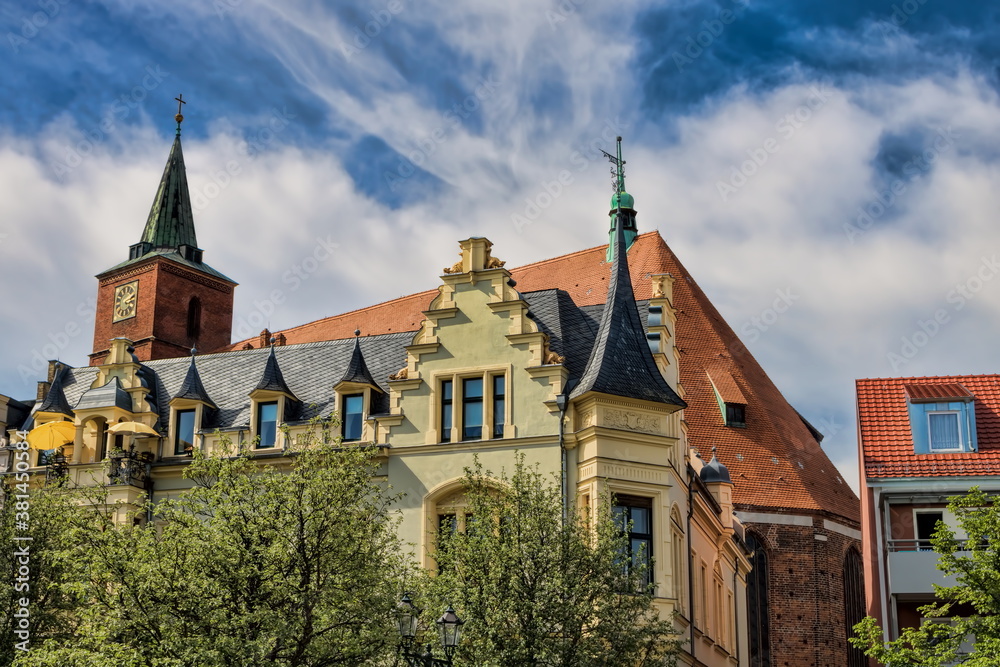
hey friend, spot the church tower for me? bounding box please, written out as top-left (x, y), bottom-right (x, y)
top-left (90, 97), bottom-right (237, 366)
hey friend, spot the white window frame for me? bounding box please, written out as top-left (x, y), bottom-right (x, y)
top-left (927, 410), bottom-right (963, 452)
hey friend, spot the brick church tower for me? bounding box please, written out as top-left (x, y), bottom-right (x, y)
top-left (89, 103), bottom-right (236, 366)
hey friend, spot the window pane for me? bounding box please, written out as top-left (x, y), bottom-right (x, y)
top-left (258, 402), bottom-right (278, 448)
top-left (493, 375), bottom-right (505, 438)
top-left (463, 378), bottom-right (483, 440)
top-left (175, 409), bottom-right (196, 455)
top-left (343, 394), bottom-right (364, 441)
top-left (929, 413), bottom-right (960, 450)
top-left (441, 380), bottom-right (453, 442)
top-left (631, 507), bottom-right (650, 534)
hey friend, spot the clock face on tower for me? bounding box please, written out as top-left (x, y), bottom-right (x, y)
top-left (112, 281), bottom-right (138, 322)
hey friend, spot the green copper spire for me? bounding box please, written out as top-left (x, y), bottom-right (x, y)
top-left (140, 97), bottom-right (197, 251)
top-left (602, 136), bottom-right (637, 262)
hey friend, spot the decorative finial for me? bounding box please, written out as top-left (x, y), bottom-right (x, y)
top-left (174, 94), bottom-right (186, 134)
top-left (269, 336), bottom-right (276, 347)
top-left (354, 329), bottom-right (361, 337)
top-left (711, 445), bottom-right (718, 455)
top-left (601, 136), bottom-right (627, 200)
top-left (190, 347), bottom-right (198, 357)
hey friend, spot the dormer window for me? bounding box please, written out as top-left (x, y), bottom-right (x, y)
top-left (257, 401), bottom-right (278, 448)
top-left (725, 403), bottom-right (746, 428)
top-left (342, 394), bottom-right (364, 442)
top-left (707, 370), bottom-right (748, 429)
top-left (904, 383), bottom-right (977, 454)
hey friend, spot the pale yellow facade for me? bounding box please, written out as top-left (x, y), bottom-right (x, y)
top-left (7, 236), bottom-right (751, 666)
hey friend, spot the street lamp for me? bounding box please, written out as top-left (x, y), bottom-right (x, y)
top-left (397, 594), bottom-right (465, 666)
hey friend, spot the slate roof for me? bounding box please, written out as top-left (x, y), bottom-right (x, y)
top-left (75, 377), bottom-right (132, 412)
top-left (570, 215), bottom-right (686, 407)
top-left (254, 345), bottom-right (298, 400)
top-left (173, 356), bottom-right (216, 408)
top-left (36, 366), bottom-right (74, 417)
top-left (339, 336), bottom-right (381, 389)
top-left (858, 374), bottom-right (1000, 479)
top-left (223, 231), bottom-right (859, 522)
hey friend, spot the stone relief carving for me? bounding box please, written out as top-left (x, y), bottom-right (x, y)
top-left (603, 409), bottom-right (661, 434)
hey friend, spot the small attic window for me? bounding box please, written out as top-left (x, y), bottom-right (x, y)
top-left (707, 370), bottom-right (748, 429)
top-left (903, 383), bottom-right (977, 454)
top-left (726, 403), bottom-right (746, 428)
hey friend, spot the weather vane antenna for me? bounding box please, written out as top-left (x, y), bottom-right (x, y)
top-left (600, 136), bottom-right (626, 198)
top-left (174, 94), bottom-right (186, 135)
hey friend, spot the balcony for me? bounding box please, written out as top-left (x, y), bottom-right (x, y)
top-left (107, 447), bottom-right (153, 489)
top-left (887, 540), bottom-right (962, 594)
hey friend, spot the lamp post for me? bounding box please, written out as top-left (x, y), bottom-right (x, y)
top-left (397, 593), bottom-right (465, 667)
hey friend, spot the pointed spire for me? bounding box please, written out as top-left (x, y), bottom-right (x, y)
top-left (172, 350), bottom-right (216, 408)
top-left (338, 330), bottom-right (382, 390)
top-left (37, 365), bottom-right (74, 417)
top-left (140, 131), bottom-right (198, 253)
top-left (253, 342), bottom-right (297, 399)
top-left (602, 137), bottom-right (638, 262)
top-left (570, 208), bottom-right (686, 408)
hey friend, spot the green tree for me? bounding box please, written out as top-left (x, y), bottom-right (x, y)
top-left (417, 457), bottom-right (680, 667)
top-left (0, 473), bottom-right (92, 666)
top-left (852, 486), bottom-right (1000, 666)
top-left (19, 426), bottom-right (410, 667)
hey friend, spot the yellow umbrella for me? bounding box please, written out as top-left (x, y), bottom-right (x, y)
top-left (108, 421), bottom-right (159, 437)
top-left (26, 421), bottom-right (76, 451)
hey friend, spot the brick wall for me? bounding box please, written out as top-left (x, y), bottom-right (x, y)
top-left (746, 516), bottom-right (862, 667)
top-left (91, 258), bottom-right (233, 365)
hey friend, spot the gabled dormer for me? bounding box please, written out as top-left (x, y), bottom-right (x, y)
top-left (249, 344), bottom-right (298, 450)
top-left (904, 383), bottom-right (978, 453)
top-left (168, 352), bottom-right (216, 457)
top-left (707, 369), bottom-right (747, 428)
top-left (333, 332), bottom-right (384, 443)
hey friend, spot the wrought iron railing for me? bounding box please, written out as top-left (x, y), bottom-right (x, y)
top-left (107, 448), bottom-right (152, 488)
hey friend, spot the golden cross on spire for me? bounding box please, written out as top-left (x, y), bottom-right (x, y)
top-left (174, 94), bottom-right (186, 134)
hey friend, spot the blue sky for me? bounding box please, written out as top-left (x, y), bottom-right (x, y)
top-left (2, 0), bottom-right (999, 490)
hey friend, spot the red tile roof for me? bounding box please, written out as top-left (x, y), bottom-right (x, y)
top-left (227, 232), bottom-right (859, 522)
top-left (903, 382), bottom-right (973, 403)
top-left (858, 374), bottom-right (1000, 479)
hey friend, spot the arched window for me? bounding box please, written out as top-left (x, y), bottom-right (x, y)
top-left (844, 548), bottom-right (866, 667)
top-left (186, 297), bottom-right (202, 342)
top-left (746, 532), bottom-right (771, 667)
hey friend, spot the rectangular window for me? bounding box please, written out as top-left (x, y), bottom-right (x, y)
top-left (175, 409), bottom-right (196, 455)
top-left (342, 393), bottom-right (364, 442)
top-left (492, 375), bottom-right (505, 438)
top-left (257, 401), bottom-right (278, 448)
top-left (613, 496), bottom-right (653, 589)
top-left (462, 378), bottom-right (483, 441)
top-left (441, 380), bottom-right (453, 442)
top-left (916, 511), bottom-right (943, 550)
top-left (928, 412), bottom-right (961, 451)
top-left (726, 403), bottom-right (746, 427)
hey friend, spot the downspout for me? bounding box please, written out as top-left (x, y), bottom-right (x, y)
top-left (556, 394), bottom-right (568, 525)
top-left (687, 464), bottom-right (696, 664)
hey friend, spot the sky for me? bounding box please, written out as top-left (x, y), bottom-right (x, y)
top-left (1, 0), bottom-right (999, 493)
